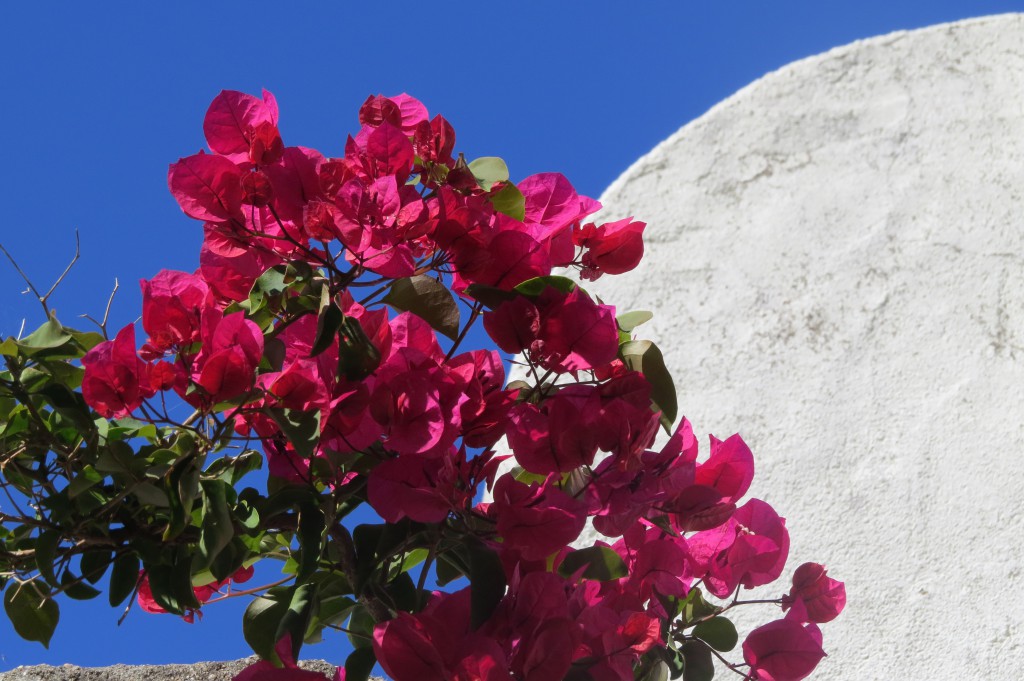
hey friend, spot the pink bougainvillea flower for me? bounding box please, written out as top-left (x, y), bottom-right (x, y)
top-left (262, 146), bottom-right (326, 226)
top-left (199, 227), bottom-right (282, 303)
top-left (374, 589), bottom-right (510, 681)
top-left (588, 418), bottom-right (697, 537)
top-left (188, 310), bottom-right (264, 404)
top-left (515, 173), bottom-right (602, 266)
top-left (783, 562), bottom-right (846, 624)
top-left (482, 295), bottom-right (541, 355)
top-left (574, 217), bottom-right (646, 281)
top-left (450, 350), bottom-right (514, 449)
top-left (511, 618), bottom-right (577, 681)
top-left (506, 388), bottom-right (602, 474)
top-left (591, 372), bottom-right (661, 465)
top-left (258, 359), bottom-right (330, 413)
top-left (168, 151), bottom-right (244, 224)
top-left (137, 566), bottom-right (254, 624)
top-left (204, 89), bottom-right (279, 159)
top-left (518, 173), bottom-right (581, 240)
top-left (485, 285), bottom-right (618, 373)
top-left (81, 324), bottom-right (157, 418)
top-left (619, 525), bottom-right (693, 603)
top-left (534, 287), bottom-right (619, 373)
top-left (367, 454), bottom-right (451, 523)
top-left (139, 269), bottom-right (210, 354)
top-left (247, 121), bottom-right (285, 166)
top-left (694, 432), bottom-right (755, 504)
top-left (359, 94), bottom-right (429, 135)
top-left (364, 122), bottom-right (415, 182)
top-left (456, 229), bottom-right (552, 292)
top-left (412, 114), bottom-right (457, 170)
top-left (742, 618), bottom-right (826, 681)
top-left (233, 634), bottom-right (337, 681)
top-left (688, 498), bottom-right (790, 598)
top-left (491, 475), bottom-right (587, 560)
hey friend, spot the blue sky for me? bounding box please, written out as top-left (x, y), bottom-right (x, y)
top-left (2, 1), bottom-right (1022, 671)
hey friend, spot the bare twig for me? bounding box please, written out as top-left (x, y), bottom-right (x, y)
top-left (0, 244), bottom-right (44, 301)
top-left (41, 230), bottom-right (81, 305)
top-left (0, 231), bottom-right (81, 316)
top-left (79, 278), bottom-right (120, 338)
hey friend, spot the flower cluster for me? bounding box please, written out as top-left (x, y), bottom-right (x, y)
top-left (74, 90), bottom-right (845, 681)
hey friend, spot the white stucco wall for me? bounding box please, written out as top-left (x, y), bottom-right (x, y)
top-left (571, 14), bottom-right (1024, 680)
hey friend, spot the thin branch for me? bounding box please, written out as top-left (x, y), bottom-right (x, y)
top-left (203, 575), bottom-right (294, 604)
top-left (443, 301), bottom-right (484, 361)
top-left (0, 231), bottom-right (81, 316)
top-left (79, 277), bottom-right (119, 338)
top-left (0, 244), bottom-right (45, 304)
top-left (41, 230), bottom-right (81, 304)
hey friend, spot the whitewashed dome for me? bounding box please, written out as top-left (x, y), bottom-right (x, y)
top-left (567, 13), bottom-right (1024, 680)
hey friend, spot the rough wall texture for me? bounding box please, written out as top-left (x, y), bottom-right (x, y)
top-left (573, 13), bottom-right (1024, 681)
top-left (0, 659), bottom-right (346, 681)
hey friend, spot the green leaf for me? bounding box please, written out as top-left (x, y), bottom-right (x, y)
top-left (619, 339), bottom-right (678, 430)
top-left (383, 275), bottom-right (461, 341)
top-left (386, 571), bottom-right (418, 613)
top-left (38, 383), bottom-right (94, 433)
top-left (435, 552), bottom-right (465, 586)
top-left (67, 465), bottom-right (103, 499)
top-left (4, 581), bottom-right (59, 648)
top-left (163, 455), bottom-right (202, 541)
top-left (468, 156), bottom-right (509, 191)
top-left (67, 328), bottom-right (106, 352)
top-left (490, 182), bottom-right (525, 221)
top-left (79, 549), bottom-right (113, 585)
top-left (18, 318), bottom-right (72, 351)
top-left (205, 449), bottom-right (264, 486)
top-left (557, 546), bottom-right (629, 582)
top-left (337, 317), bottom-right (382, 382)
top-left (617, 310), bottom-right (654, 333)
top-left (466, 538), bottom-right (506, 630)
top-left (309, 302), bottom-right (344, 359)
top-left (343, 647), bottom-right (377, 681)
top-left (680, 587), bottom-right (721, 626)
top-left (198, 480), bottom-right (235, 573)
top-left (0, 337), bottom-right (20, 357)
top-left (638, 660), bottom-right (670, 681)
top-left (145, 547), bottom-right (200, 615)
top-left (681, 641), bottom-right (714, 681)
top-left (244, 590), bottom-right (290, 664)
top-left (305, 594), bottom-right (356, 644)
top-left (277, 582), bottom-right (317, 662)
top-left (514, 275), bottom-right (578, 298)
top-left (34, 531), bottom-right (61, 587)
top-left (297, 503), bottom-right (326, 581)
top-left (145, 565), bottom-right (198, 615)
top-left (244, 263), bottom-right (314, 315)
top-left (345, 605), bottom-right (376, 649)
top-left (463, 283), bottom-right (518, 309)
top-left (267, 408), bottom-right (321, 460)
top-left (400, 548), bottom-right (429, 573)
top-left (693, 616), bottom-right (738, 652)
top-left (662, 646), bottom-right (686, 679)
top-left (59, 570), bottom-right (101, 600)
top-left (108, 553), bottom-right (140, 607)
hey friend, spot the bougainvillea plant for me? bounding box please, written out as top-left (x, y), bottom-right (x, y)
top-left (0, 90), bottom-right (844, 681)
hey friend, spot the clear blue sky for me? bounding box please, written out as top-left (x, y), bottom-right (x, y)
top-left (1, 1), bottom-right (1021, 671)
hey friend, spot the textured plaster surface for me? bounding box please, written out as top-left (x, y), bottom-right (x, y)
top-left (0, 658), bottom-right (349, 681)
top-left (570, 13), bottom-right (1024, 681)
